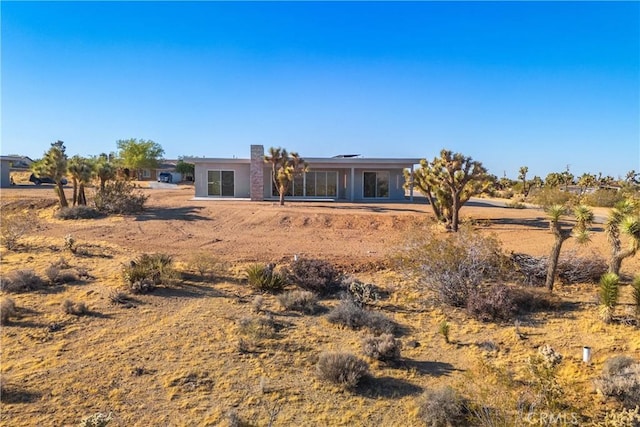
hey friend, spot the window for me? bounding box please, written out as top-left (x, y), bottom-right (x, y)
top-left (142, 169), bottom-right (151, 178)
top-left (271, 171), bottom-right (338, 198)
top-left (208, 170), bottom-right (234, 196)
top-left (363, 172), bottom-right (389, 198)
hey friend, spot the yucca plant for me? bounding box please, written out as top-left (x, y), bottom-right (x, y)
top-left (606, 200), bottom-right (640, 275)
top-left (599, 272), bottom-right (620, 323)
top-left (245, 263), bottom-right (285, 293)
top-left (439, 320), bottom-right (451, 344)
top-left (632, 275), bottom-right (640, 315)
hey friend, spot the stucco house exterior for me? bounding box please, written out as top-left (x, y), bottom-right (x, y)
top-left (190, 145), bottom-right (420, 202)
top-left (0, 155), bottom-right (26, 188)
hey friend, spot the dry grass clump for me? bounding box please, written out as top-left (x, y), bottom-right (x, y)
top-left (361, 333), bottom-right (401, 362)
top-left (62, 299), bottom-right (89, 316)
top-left (316, 352), bottom-right (369, 390)
top-left (416, 386), bottom-right (467, 427)
top-left (237, 315), bottom-right (277, 340)
top-left (0, 270), bottom-right (44, 293)
top-left (595, 356), bottom-right (640, 408)
top-left (55, 205), bottom-right (101, 220)
top-left (245, 263), bottom-right (285, 293)
top-left (1, 298), bottom-right (18, 325)
top-left (277, 290), bottom-right (319, 314)
top-left (327, 298), bottom-right (396, 334)
top-left (186, 252), bottom-right (226, 280)
top-left (123, 253), bottom-right (176, 294)
top-left (44, 258), bottom-right (79, 285)
top-left (285, 258), bottom-right (342, 295)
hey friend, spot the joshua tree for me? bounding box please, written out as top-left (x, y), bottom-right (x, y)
top-left (94, 156), bottom-right (117, 192)
top-left (599, 272), bottom-right (620, 323)
top-left (264, 147), bottom-right (307, 206)
top-left (68, 156), bottom-right (94, 206)
top-left (606, 200), bottom-right (640, 275)
top-left (518, 166), bottom-right (529, 197)
top-left (577, 173), bottom-right (597, 196)
top-left (31, 140), bottom-right (69, 208)
top-left (406, 149), bottom-right (491, 232)
top-left (545, 204), bottom-right (593, 292)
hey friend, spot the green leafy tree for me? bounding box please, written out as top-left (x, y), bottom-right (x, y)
top-left (31, 140), bottom-right (69, 208)
top-left (606, 200), bottom-right (640, 275)
top-left (264, 147), bottom-right (307, 206)
top-left (406, 149), bottom-right (491, 232)
top-left (176, 157), bottom-right (195, 180)
top-left (116, 138), bottom-right (164, 180)
top-left (545, 204), bottom-right (593, 292)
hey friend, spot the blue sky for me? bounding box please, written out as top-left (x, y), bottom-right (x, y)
top-left (1, 1), bottom-right (638, 179)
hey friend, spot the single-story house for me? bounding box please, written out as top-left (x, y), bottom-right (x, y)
top-left (135, 160), bottom-right (183, 182)
top-left (0, 155), bottom-right (26, 188)
top-left (190, 145), bottom-right (420, 202)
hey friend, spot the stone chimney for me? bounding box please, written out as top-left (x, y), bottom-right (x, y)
top-left (250, 145), bottom-right (264, 201)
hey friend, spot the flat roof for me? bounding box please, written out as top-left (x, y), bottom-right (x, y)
top-left (189, 157), bottom-right (421, 166)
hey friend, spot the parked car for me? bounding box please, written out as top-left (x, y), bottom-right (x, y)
top-left (29, 173), bottom-right (67, 185)
top-left (157, 172), bottom-right (173, 183)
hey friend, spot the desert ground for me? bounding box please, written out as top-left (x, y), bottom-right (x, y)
top-left (0, 183), bottom-right (638, 426)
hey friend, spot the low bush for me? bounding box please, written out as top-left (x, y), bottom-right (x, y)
top-left (123, 253), bottom-right (176, 294)
top-left (93, 180), bottom-right (148, 214)
top-left (362, 333), bottom-right (401, 362)
top-left (595, 356), bottom-right (640, 408)
top-left (632, 275), bottom-right (640, 315)
top-left (316, 352), bottom-right (369, 390)
top-left (44, 264), bottom-right (78, 285)
top-left (277, 290), bottom-right (319, 314)
top-left (343, 276), bottom-right (384, 307)
top-left (237, 315), bottom-right (277, 339)
top-left (0, 270), bottom-right (44, 293)
top-left (596, 406), bottom-right (640, 427)
top-left (245, 263), bottom-right (285, 293)
top-left (78, 412), bottom-right (113, 427)
top-left (416, 386), bottom-right (467, 427)
top-left (466, 285), bottom-right (517, 322)
top-left (327, 298), bottom-right (396, 334)
top-left (1, 298), bottom-right (17, 325)
top-left (529, 187), bottom-right (574, 209)
top-left (285, 258), bottom-right (341, 295)
top-left (505, 200), bottom-right (526, 209)
top-left (583, 189), bottom-right (625, 208)
top-left (0, 213), bottom-right (36, 250)
top-left (599, 273), bottom-right (620, 324)
top-left (62, 299), bottom-right (89, 316)
top-left (399, 227), bottom-right (505, 307)
top-left (528, 345), bottom-right (563, 409)
top-left (55, 206), bottom-right (101, 220)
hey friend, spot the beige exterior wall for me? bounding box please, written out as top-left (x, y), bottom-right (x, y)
top-left (193, 162), bottom-right (251, 198)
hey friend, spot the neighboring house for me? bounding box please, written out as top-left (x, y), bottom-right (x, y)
top-left (0, 155), bottom-right (26, 187)
top-left (136, 160), bottom-right (183, 182)
top-left (190, 145), bottom-right (420, 202)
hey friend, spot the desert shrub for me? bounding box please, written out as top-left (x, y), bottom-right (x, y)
top-left (245, 263), bottom-right (285, 293)
top-left (505, 200), bottom-right (526, 209)
top-left (583, 189), bottom-right (625, 208)
top-left (55, 206), bottom-right (101, 220)
top-left (416, 386), bottom-right (467, 427)
top-left (277, 290), bottom-right (319, 314)
top-left (511, 252), bottom-right (607, 286)
top-left (343, 276), bottom-right (384, 307)
top-left (362, 333), bottom-right (401, 362)
top-left (400, 227), bottom-right (505, 307)
top-left (78, 412), bottom-right (113, 427)
top-left (251, 295), bottom-right (264, 313)
top-left (93, 180), bottom-right (148, 214)
top-left (0, 270), bottom-right (44, 293)
top-left (327, 298), bottom-right (395, 334)
top-left (528, 345), bottom-right (563, 409)
top-left (123, 253), bottom-right (176, 294)
top-left (62, 299), bottom-right (89, 316)
top-left (595, 356), bottom-right (640, 408)
top-left (238, 315), bottom-right (277, 339)
top-left (0, 213), bottom-right (36, 250)
top-left (466, 285), bottom-right (517, 322)
top-left (45, 264), bottom-right (78, 285)
top-left (599, 273), bottom-right (620, 324)
top-left (438, 320), bottom-right (450, 343)
top-left (186, 252), bottom-right (226, 280)
top-left (529, 187), bottom-right (574, 208)
top-left (1, 298), bottom-right (17, 325)
top-left (285, 258), bottom-right (341, 295)
top-left (316, 352), bottom-right (369, 390)
top-left (108, 291), bottom-right (132, 306)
